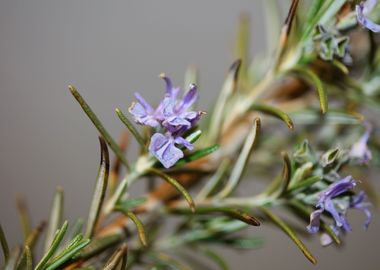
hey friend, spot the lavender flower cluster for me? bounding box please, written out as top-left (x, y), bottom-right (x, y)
top-left (306, 125), bottom-right (373, 246)
top-left (129, 75), bottom-right (204, 168)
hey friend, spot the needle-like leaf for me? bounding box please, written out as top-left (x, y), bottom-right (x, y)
top-left (115, 108), bottom-right (146, 149)
top-left (44, 187), bottom-right (64, 253)
top-left (250, 103), bottom-right (294, 129)
top-left (259, 207), bottom-right (317, 264)
top-left (69, 85), bottom-right (130, 170)
top-left (0, 224), bottom-right (10, 263)
top-left (85, 137), bottom-right (110, 239)
top-left (147, 168), bottom-right (195, 212)
top-left (16, 195), bottom-right (31, 242)
top-left (217, 118), bottom-right (260, 198)
top-left (289, 67), bottom-right (328, 114)
top-left (35, 221), bottom-right (68, 270)
top-left (208, 60), bottom-right (241, 143)
top-left (175, 144), bottom-right (219, 167)
top-left (115, 208), bottom-right (147, 247)
top-left (102, 243), bottom-right (128, 270)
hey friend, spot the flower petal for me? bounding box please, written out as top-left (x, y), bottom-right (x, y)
top-left (307, 209), bottom-right (323, 234)
top-left (356, 3), bottom-right (380, 32)
top-left (149, 133), bottom-right (184, 168)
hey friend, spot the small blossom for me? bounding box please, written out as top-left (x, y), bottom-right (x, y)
top-left (129, 74), bottom-right (204, 168)
top-left (356, 0), bottom-right (380, 32)
top-left (149, 133), bottom-right (193, 168)
top-left (307, 176), bottom-right (372, 238)
top-left (349, 123), bottom-right (372, 164)
top-left (307, 176), bottom-right (356, 233)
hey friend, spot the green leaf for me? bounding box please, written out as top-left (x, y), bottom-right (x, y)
top-left (250, 103), bottom-right (294, 129)
top-left (116, 197), bottom-right (147, 212)
top-left (147, 168), bottom-right (195, 212)
top-left (289, 67), bottom-right (328, 113)
top-left (320, 148), bottom-right (340, 167)
top-left (115, 208), bottom-right (147, 247)
top-left (196, 159), bottom-right (230, 200)
top-left (278, 152), bottom-right (292, 196)
top-left (288, 176), bottom-right (322, 193)
top-left (217, 118), bottom-right (260, 198)
top-left (102, 243), bottom-right (128, 270)
top-left (235, 14), bottom-right (249, 80)
top-left (85, 137), bottom-right (110, 239)
top-left (171, 207), bottom-right (260, 226)
top-left (44, 187), bottom-right (64, 253)
top-left (175, 144), bottom-right (219, 167)
top-left (16, 196), bottom-right (31, 242)
top-left (208, 60), bottom-right (241, 143)
top-left (35, 221), bottom-right (68, 270)
top-left (24, 246), bottom-right (32, 270)
top-left (201, 248), bottom-right (229, 270)
top-left (80, 232), bottom-right (123, 259)
top-left (25, 222), bottom-right (45, 251)
top-left (115, 108), bottom-right (146, 149)
top-left (149, 252), bottom-right (191, 270)
top-left (45, 237), bottom-right (91, 270)
top-left (69, 85), bottom-right (130, 170)
top-left (185, 130), bottom-right (202, 144)
top-left (259, 207), bottom-right (317, 264)
top-left (0, 224), bottom-right (10, 263)
top-left (4, 247), bottom-right (21, 270)
top-left (289, 109), bottom-right (362, 125)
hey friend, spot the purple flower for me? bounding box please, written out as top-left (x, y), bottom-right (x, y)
top-left (349, 123), bottom-right (372, 164)
top-left (356, 0), bottom-right (380, 32)
top-left (129, 74), bottom-right (204, 168)
top-left (350, 191), bottom-right (372, 230)
top-left (307, 176), bottom-right (372, 238)
top-left (149, 133), bottom-right (193, 168)
top-left (307, 176), bottom-right (356, 233)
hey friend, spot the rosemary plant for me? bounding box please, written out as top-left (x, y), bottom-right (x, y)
top-left (1, 0), bottom-right (380, 269)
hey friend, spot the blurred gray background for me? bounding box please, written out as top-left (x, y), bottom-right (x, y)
top-left (0, 0), bottom-right (379, 269)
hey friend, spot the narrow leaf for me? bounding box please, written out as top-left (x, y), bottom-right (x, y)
top-left (197, 159), bottom-right (230, 200)
top-left (235, 13), bottom-right (249, 80)
top-left (102, 243), bottom-right (128, 270)
top-left (171, 207), bottom-right (260, 226)
top-left (25, 222), bottom-right (45, 253)
top-left (289, 67), bottom-right (328, 113)
top-left (85, 137), bottom-right (110, 239)
top-left (0, 224), bottom-right (10, 262)
top-left (4, 247), bottom-right (21, 270)
top-left (185, 130), bottom-right (202, 144)
top-left (175, 144), bottom-right (219, 167)
top-left (217, 118), bottom-right (260, 198)
top-left (259, 207), bottom-right (317, 264)
top-left (24, 246), bottom-right (32, 270)
top-left (250, 103), bottom-right (294, 129)
top-left (115, 108), bottom-right (146, 149)
top-left (208, 60), bottom-right (241, 142)
top-left (288, 176), bottom-right (322, 193)
top-left (44, 187), bottom-right (64, 253)
top-left (16, 195), bottom-right (31, 242)
top-left (115, 208), bottom-right (147, 247)
top-left (80, 232), bottom-right (123, 259)
top-left (278, 152), bottom-right (292, 196)
top-left (35, 221), bottom-right (68, 270)
top-left (147, 168), bottom-right (195, 212)
top-left (69, 85), bottom-right (130, 170)
top-left (201, 248), bottom-right (229, 270)
top-left (45, 239), bottom-right (90, 270)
